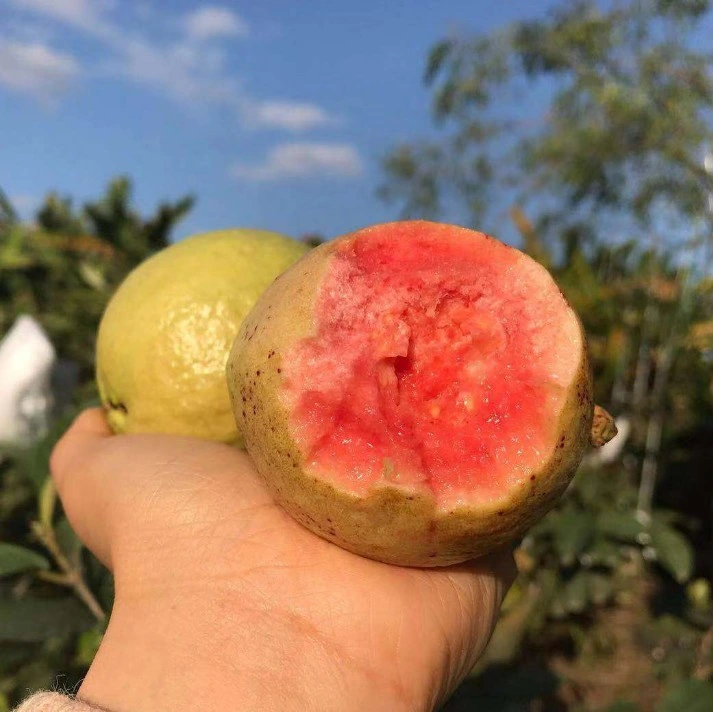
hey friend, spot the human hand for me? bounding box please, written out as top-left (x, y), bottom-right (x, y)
top-left (51, 409), bottom-right (515, 712)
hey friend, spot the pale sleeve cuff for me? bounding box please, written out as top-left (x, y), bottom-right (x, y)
top-left (14, 692), bottom-right (111, 712)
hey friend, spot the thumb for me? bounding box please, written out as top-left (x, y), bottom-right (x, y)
top-left (50, 408), bottom-right (115, 566)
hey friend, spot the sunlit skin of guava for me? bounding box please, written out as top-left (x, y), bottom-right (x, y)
top-left (96, 229), bottom-right (309, 444)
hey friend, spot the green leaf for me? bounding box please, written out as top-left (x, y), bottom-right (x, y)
top-left (0, 544), bottom-right (49, 577)
top-left (562, 571), bottom-right (591, 614)
top-left (589, 573), bottom-right (615, 606)
top-left (597, 511), bottom-right (645, 543)
top-left (588, 537), bottom-right (623, 568)
top-left (657, 680), bottom-right (713, 712)
top-left (0, 597), bottom-right (94, 642)
top-left (0, 187), bottom-right (18, 225)
top-left (650, 522), bottom-right (694, 583)
top-left (424, 40), bottom-right (453, 83)
top-left (21, 411), bottom-right (78, 492)
top-left (75, 627), bottom-right (104, 666)
top-left (553, 508), bottom-right (595, 565)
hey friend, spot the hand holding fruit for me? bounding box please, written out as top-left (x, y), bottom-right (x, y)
top-left (51, 409), bottom-right (515, 712)
top-left (68, 220), bottom-right (615, 711)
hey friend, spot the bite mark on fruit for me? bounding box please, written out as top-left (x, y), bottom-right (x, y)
top-left (281, 226), bottom-right (583, 508)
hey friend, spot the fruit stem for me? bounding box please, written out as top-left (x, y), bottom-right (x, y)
top-left (590, 405), bottom-right (617, 447)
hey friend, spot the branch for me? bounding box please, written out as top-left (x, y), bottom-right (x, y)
top-left (32, 521), bottom-right (106, 622)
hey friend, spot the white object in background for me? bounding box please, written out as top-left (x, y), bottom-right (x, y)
top-left (0, 315), bottom-right (56, 447)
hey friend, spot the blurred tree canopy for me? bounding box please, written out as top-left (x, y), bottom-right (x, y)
top-left (0, 178), bottom-right (193, 376)
top-left (380, 0), bottom-right (713, 256)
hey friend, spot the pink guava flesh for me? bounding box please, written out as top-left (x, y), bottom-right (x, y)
top-left (282, 222), bottom-right (582, 509)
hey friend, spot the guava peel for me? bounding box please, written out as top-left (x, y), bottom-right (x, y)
top-left (96, 228), bottom-right (308, 443)
top-left (227, 221), bottom-right (615, 566)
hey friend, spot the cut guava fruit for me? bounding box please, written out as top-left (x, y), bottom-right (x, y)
top-left (227, 221), bottom-right (613, 566)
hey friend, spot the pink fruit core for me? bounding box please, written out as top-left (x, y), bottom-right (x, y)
top-left (283, 222), bottom-right (582, 507)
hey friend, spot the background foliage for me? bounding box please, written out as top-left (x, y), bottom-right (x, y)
top-left (0, 178), bottom-right (193, 709)
top-left (2, 1), bottom-right (713, 709)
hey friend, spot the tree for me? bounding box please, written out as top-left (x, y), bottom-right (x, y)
top-left (0, 188), bottom-right (18, 230)
top-left (36, 177), bottom-right (194, 261)
top-left (82, 177), bottom-right (194, 261)
top-left (380, 0), bottom-right (713, 256)
top-left (0, 178), bottom-right (194, 372)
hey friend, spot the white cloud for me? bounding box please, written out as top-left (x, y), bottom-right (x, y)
top-left (184, 6), bottom-right (248, 40)
top-left (6, 0), bottom-right (114, 37)
top-left (246, 100), bottom-right (336, 132)
top-left (98, 35), bottom-right (336, 132)
top-left (232, 142), bottom-right (364, 181)
top-left (1, 0), bottom-right (337, 133)
top-left (108, 35), bottom-right (238, 105)
top-left (0, 38), bottom-right (79, 103)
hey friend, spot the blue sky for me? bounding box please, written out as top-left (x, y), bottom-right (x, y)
top-left (0, 1), bottom-right (572, 241)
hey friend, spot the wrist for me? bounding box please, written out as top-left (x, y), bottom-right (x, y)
top-left (79, 593), bottom-right (432, 712)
